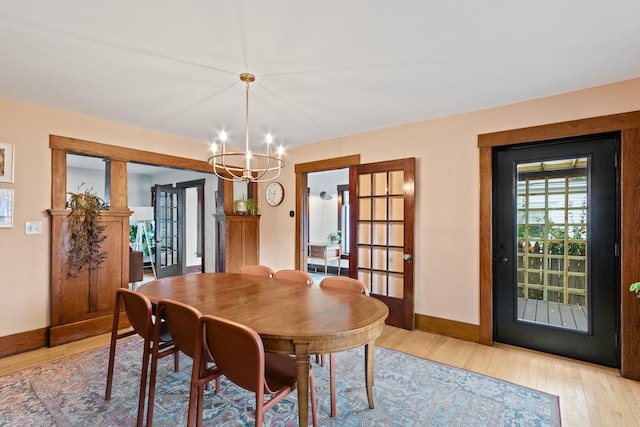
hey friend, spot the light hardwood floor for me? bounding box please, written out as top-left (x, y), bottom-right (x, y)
top-left (1, 325), bottom-right (639, 426)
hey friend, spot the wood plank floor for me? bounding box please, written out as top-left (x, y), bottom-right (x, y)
top-left (1, 325), bottom-right (639, 426)
top-left (518, 297), bottom-right (589, 331)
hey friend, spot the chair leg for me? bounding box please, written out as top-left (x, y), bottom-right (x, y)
top-left (138, 341), bottom-right (152, 427)
top-left (104, 295), bottom-right (121, 401)
top-left (329, 353), bottom-right (336, 417)
top-left (104, 332), bottom-right (118, 400)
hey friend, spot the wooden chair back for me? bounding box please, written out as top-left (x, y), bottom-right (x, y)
top-left (273, 269), bottom-right (314, 284)
top-left (240, 264), bottom-right (275, 278)
top-left (156, 299), bottom-right (204, 359)
top-left (319, 276), bottom-right (370, 295)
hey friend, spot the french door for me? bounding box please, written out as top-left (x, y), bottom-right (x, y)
top-left (493, 133), bottom-right (619, 367)
top-left (154, 184), bottom-right (183, 278)
top-left (350, 158), bottom-right (415, 329)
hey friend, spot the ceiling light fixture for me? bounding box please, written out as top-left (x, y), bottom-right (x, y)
top-left (208, 73), bottom-right (285, 183)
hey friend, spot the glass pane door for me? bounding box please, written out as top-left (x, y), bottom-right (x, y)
top-left (516, 158), bottom-right (588, 331)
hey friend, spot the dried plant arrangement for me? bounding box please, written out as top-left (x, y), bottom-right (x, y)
top-left (67, 184), bottom-right (108, 278)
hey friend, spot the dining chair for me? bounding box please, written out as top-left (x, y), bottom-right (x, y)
top-left (240, 264), bottom-right (275, 278)
top-left (104, 288), bottom-right (179, 427)
top-left (273, 269), bottom-right (314, 284)
top-left (147, 299), bottom-right (222, 427)
top-left (319, 276), bottom-right (370, 417)
top-left (192, 314), bottom-right (317, 427)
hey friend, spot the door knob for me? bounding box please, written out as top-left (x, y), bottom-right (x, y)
top-left (500, 256), bottom-right (509, 263)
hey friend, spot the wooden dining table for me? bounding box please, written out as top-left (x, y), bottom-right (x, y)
top-left (137, 272), bottom-right (389, 426)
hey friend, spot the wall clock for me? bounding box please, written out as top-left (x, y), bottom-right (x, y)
top-left (265, 181), bottom-right (284, 206)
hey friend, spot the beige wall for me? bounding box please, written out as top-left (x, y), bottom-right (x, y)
top-left (258, 77), bottom-right (640, 325)
top-left (1, 77), bottom-right (640, 338)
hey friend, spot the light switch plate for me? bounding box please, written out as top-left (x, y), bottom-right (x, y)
top-left (25, 221), bottom-right (43, 234)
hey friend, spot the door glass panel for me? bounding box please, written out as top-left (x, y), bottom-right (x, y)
top-left (373, 198), bottom-right (387, 220)
top-left (372, 223), bottom-right (387, 245)
top-left (359, 174), bottom-right (371, 197)
top-left (388, 248), bottom-right (404, 273)
top-left (372, 247), bottom-right (387, 270)
top-left (516, 157), bottom-right (588, 332)
top-left (388, 273), bottom-right (404, 298)
top-left (389, 196), bottom-right (404, 220)
top-left (372, 172), bottom-right (387, 196)
top-left (358, 247), bottom-right (371, 268)
top-left (359, 199), bottom-right (371, 220)
top-left (371, 271), bottom-right (386, 294)
top-left (388, 223), bottom-right (404, 246)
top-left (389, 170), bottom-right (404, 195)
top-left (358, 223), bottom-right (371, 245)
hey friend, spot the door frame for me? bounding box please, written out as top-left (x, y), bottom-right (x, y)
top-left (294, 155), bottom-right (361, 270)
top-left (176, 179), bottom-right (206, 274)
top-left (478, 110), bottom-right (640, 379)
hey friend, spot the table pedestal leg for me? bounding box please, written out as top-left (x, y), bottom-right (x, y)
top-left (294, 341), bottom-right (311, 427)
top-left (364, 341), bottom-right (375, 408)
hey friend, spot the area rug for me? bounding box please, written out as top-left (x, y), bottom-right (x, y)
top-left (0, 337), bottom-right (560, 426)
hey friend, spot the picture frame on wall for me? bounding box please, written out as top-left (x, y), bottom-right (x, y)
top-left (0, 143), bottom-right (15, 183)
top-left (0, 188), bottom-right (14, 228)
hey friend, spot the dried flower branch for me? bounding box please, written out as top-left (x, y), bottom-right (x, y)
top-left (67, 184), bottom-right (108, 278)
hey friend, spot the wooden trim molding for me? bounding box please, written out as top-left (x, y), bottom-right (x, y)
top-left (294, 154), bottom-right (361, 173)
top-left (50, 134), bottom-right (213, 173)
top-left (620, 127), bottom-right (640, 379)
top-left (294, 155), bottom-right (361, 270)
top-left (478, 146), bottom-right (493, 346)
top-left (414, 314), bottom-right (480, 343)
top-left (478, 110), bottom-right (640, 379)
top-left (0, 328), bottom-right (48, 358)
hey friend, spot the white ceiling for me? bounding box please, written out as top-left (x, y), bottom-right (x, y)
top-left (1, 1), bottom-right (640, 153)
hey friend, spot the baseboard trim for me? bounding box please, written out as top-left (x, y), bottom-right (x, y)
top-left (0, 327), bottom-right (49, 358)
top-left (49, 312), bottom-right (128, 347)
top-left (414, 313), bottom-right (480, 343)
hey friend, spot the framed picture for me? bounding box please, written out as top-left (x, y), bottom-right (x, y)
top-left (0, 143), bottom-right (14, 183)
top-left (0, 189), bottom-right (13, 228)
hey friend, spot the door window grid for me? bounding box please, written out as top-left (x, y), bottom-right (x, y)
top-left (516, 164), bottom-right (588, 308)
top-left (158, 192), bottom-right (179, 268)
top-left (357, 171), bottom-right (405, 298)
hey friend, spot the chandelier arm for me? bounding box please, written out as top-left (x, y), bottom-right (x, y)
top-left (253, 156), bottom-right (272, 181)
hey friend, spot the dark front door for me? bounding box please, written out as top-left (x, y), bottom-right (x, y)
top-left (493, 133), bottom-right (619, 367)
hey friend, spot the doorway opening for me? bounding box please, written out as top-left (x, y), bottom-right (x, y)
top-left (307, 168), bottom-right (350, 281)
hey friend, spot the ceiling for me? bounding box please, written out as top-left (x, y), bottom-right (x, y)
top-left (1, 1), bottom-right (640, 154)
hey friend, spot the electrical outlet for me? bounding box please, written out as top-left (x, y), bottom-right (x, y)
top-left (25, 221), bottom-right (43, 234)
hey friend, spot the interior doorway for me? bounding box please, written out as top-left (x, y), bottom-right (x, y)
top-left (306, 168), bottom-right (349, 278)
top-left (295, 155), bottom-right (416, 330)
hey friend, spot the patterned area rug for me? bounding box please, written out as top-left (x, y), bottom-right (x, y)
top-left (0, 337), bottom-right (560, 426)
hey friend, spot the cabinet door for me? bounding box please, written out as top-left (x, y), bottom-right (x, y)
top-left (225, 216), bottom-right (259, 272)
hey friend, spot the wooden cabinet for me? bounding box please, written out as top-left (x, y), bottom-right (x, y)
top-left (214, 214), bottom-right (260, 273)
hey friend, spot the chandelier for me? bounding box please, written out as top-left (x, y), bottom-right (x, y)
top-left (208, 73), bottom-right (285, 183)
